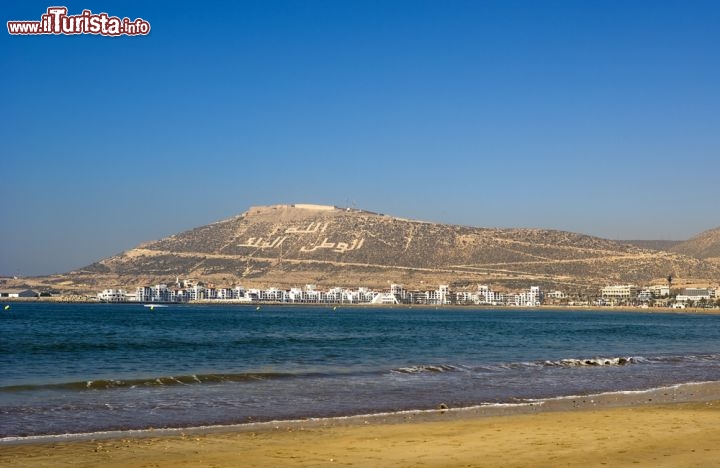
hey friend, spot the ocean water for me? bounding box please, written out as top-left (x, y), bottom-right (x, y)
top-left (2, 303), bottom-right (720, 439)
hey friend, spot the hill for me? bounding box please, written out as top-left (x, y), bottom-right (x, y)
top-left (29, 203), bottom-right (715, 294)
top-left (620, 240), bottom-right (683, 251)
top-left (671, 227), bottom-right (720, 264)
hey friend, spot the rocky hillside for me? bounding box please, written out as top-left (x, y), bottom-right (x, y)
top-left (621, 240), bottom-right (683, 251)
top-left (671, 227), bottom-right (720, 263)
top-left (45, 204), bottom-right (719, 293)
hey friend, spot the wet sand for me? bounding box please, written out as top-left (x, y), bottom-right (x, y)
top-left (2, 383), bottom-right (720, 467)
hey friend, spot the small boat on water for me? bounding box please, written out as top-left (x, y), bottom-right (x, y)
top-left (143, 304), bottom-right (168, 308)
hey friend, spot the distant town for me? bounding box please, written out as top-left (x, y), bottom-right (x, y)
top-left (82, 279), bottom-right (720, 309)
top-left (1, 277), bottom-right (718, 309)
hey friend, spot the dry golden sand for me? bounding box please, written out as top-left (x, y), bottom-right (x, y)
top-left (2, 402), bottom-right (720, 467)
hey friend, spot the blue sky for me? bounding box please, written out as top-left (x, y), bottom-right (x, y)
top-left (2, 1), bottom-right (719, 276)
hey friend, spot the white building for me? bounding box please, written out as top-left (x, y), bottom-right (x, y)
top-left (455, 291), bottom-right (475, 304)
top-left (137, 284), bottom-right (172, 302)
top-left (371, 292), bottom-right (399, 304)
top-left (476, 285), bottom-right (490, 303)
top-left (474, 285), bottom-right (507, 305)
top-left (522, 286), bottom-right (542, 306)
top-left (601, 285), bottom-right (639, 301)
top-left (0, 289), bottom-right (38, 298)
top-left (637, 290), bottom-right (654, 301)
top-left (426, 285), bottom-right (450, 305)
top-left (257, 287), bottom-right (286, 302)
top-left (188, 285), bottom-right (205, 301)
top-left (98, 289), bottom-right (129, 302)
top-left (501, 287), bottom-right (543, 307)
top-left (390, 284), bottom-right (407, 302)
top-left (648, 285), bottom-right (670, 297)
top-left (546, 290), bottom-right (566, 300)
top-left (676, 288), bottom-right (711, 303)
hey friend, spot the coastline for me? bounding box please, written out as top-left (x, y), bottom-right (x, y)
top-left (2, 381), bottom-right (720, 466)
top-left (4, 297), bottom-right (720, 315)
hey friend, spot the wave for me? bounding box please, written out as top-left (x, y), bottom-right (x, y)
top-left (391, 356), bottom-right (643, 374)
top-left (493, 353), bottom-right (720, 370)
top-left (543, 356), bottom-right (642, 367)
top-left (392, 353), bottom-right (720, 375)
top-left (5, 353), bottom-right (720, 393)
top-left (0, 371), bottom-right (324, 393)
top-left (391, 364), bottom-right (465, 374)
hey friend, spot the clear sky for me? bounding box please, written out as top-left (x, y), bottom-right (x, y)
top-left (2, 1), bottom-right (719, 276)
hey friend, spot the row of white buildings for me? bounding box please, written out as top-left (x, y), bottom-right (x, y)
top-left (98, 282), bottom-right (545, 306)
top-left (600, 284), bottom-right (717, 303)
top-left (438, 285), bottom-right (543, 307)
top-left (95, 280), bottom-right (720, 307)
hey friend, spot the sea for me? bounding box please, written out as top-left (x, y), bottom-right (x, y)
top-left (2, 302), bottom-right (720, 441)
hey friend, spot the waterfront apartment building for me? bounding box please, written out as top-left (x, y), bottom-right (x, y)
top-left (637, 290), bottom-right (654, 302)
top-left (475, 285), bottom-right (506, 305)
top-left (427, 285), bottom-right (450, 305)
top-left (390, 284), bottom-right (407, 303)
top-left (545, 290), bottom-right (567, 300)
top-left (648, 285), bottom-right (671, 297)
top-left (601, 285), bottom-right (639, 301)
top-left (450, 285), bottom-right (542, 306)
top-left (523, 286), bottom-right (543, 306)
top-left (98, 289), bottom-right (128, 302)
top-left (676, 288), bottom-right (712, 303)
top-left (501, 286), bottom-right (543, 307)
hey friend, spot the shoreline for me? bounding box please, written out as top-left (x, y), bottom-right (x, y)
top-left (4, 297), bottom-right (720, 315)
top-left (2, 382), bottom-right (720, 467)
top-left (3, 380), bottom-right (720, 446)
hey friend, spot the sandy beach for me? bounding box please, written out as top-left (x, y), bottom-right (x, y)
top-left (3, 392), bottom-right (720, 467)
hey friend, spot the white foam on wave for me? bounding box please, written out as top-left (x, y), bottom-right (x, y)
top-left (391, 364), bottom-right (462, 374)
top-left (545, 356), bottom-right (639, 367)
top-left (524, 380), bottom-right (718, 403)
